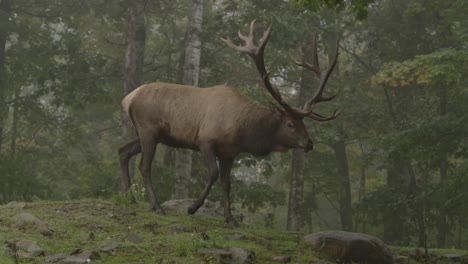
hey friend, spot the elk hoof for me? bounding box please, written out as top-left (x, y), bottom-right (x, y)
top-left (187, 206), bottom-right (197, 215)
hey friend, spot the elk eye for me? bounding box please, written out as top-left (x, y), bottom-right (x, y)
top-left (287, 122), bottom-right (294, 129)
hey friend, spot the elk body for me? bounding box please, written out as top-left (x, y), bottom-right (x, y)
top-left (118, 21), bottom-right (339, 226)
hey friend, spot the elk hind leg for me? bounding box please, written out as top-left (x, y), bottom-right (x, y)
top-left (118, 138), bottom-right (141, 193)
top-left (139, 131), bottom-right (164, 214)
top-left (219, 158), bottom-right (238, 227)
top-left (188, 143), bottom-right (218, 214)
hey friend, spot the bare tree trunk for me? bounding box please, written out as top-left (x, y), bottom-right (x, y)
top-left (332, 134), bottom-right (353, 231)
top-left (355, 140), bottom-right (368, 233)
top-left (436, 84), bottom-right (448, 247)
top-left (286, 149), bottom-right (305, 230)
top-left (0, 0), bottom-right (11, 154)
top-left (325, 32), bottom-right (353, 232)
top-left (10, 88), bottom-right (18, 159)
top-left (173, 0), bottom-right (203, 199)
top-left (121, 0), bottom-right (146, 192)
top-left (383, 153), bottom-right (407, 244)
top-left (286, 40), bottom-right (315, 231)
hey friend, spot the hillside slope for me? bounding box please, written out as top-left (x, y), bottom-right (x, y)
top-left (0, 199), bottom-right (317, 264)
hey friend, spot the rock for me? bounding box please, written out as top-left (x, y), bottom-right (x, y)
top-left (304, 230), bottom-right (393, 264)
top-left (73, 251), bottom-right (100, 260)
top-left (14, 213), bottom-right (45, 229)
top-left (127, 232), bottom-right (143, 244)
top-left (272, 256), bottom-right (291, 263)
top-left (443, 253), bottom-right (462, 262)
top-left (59, 256), bottom-right (89, 264)
top-left (394, 255), bottom-right (409, 264)
top-left (100, 242), bottom-right (121, 254)
top-left (38, 225), bottom-right (54, 237)
top-left (6, 201), bottom-right (27, 209)
top-left (228, 247), bottom-right (255, 264)
top-left (15, 239), bottom-right (44, 257)
top-left (14, 212), bottom-right (53, 236)
top-left (44, 253), bottom-right (68, 263)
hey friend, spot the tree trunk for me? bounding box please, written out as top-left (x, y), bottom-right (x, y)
top-left (324, 31), bottom-right (353, 232)
top-left (286, 149), bottom-right (305, 230)
top-left (332, 135), bottom-right (353, 231)
top-left (121, 0), bottom-right (146, 192)
top-left (383, 153), bottom-right (407, 244)
top-left (0, 0), bottom-right (11, 154)
top-left (173, 0), bottom-right (203, 199)
top-left (436, 84), bottom-right (448, 247)
top-left (286, 39), bottom-right (315, 231)
top-left (9, 88), bottom-right (18, 159)
top-left (381, 85), bottom-right (411, 245)
top-left (355, 140), bottom-right (368, 233)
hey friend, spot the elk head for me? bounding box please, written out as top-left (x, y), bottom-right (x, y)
top-left (221, 21), bottom-right (340, 152)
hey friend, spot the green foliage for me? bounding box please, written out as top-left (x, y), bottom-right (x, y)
top-left (373, 49), bottom-right (468, 87)
top-left (291, 0), bottom-right (374, 20)
top-left (233, 179), bottom-right (286, 213)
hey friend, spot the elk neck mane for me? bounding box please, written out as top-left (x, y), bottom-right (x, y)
top-left (236, 102), bottom-right (281, 156)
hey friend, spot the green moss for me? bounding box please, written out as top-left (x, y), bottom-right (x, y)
top-left (1, 199), bottom-right (465, 264)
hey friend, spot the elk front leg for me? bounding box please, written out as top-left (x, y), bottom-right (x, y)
top-left (188, 143), bottom-right (218, 215)
top-left (138, 132), bottom-right (164, 214)
top-left (118, 138), bottom-right (141, 193)
top-left (219, 158), bottom-right (238, 226)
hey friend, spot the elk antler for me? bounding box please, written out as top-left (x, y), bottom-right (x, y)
top-left (221, 20), bottom-right (302, 116)
top-left (222, 22), bottom-right (339, 121)
top-left (292, 34), bottom-right (340, 121)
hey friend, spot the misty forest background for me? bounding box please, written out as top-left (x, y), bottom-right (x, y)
top-left (0, 0), bottom-right (467, 250)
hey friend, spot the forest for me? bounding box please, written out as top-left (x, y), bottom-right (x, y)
top-left (0, 0), bottom-right (467, 258)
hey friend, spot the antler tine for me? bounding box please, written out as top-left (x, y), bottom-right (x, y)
top-left (311, 34), bottom-right (320, 73)
top-left (237, 20), bottom-right (255, 45)
top-left (222, 20), bottom-right (299, 115)
top-left (309, 110), bottom-right (340, 122)
top-left (302, 39), bottom-right (340, 111)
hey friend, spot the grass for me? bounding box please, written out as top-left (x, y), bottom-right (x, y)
top-left (1, 198), bottom-right (466, 263)
top-left (0, 198), bottom-right (317, 263)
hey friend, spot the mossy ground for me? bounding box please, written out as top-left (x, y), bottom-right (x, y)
top-left (0, 198), bottom-right (316, 263)
top-left (0, 199), bottom-right (465, 264)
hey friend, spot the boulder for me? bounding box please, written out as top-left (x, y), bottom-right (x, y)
top-left (198, 248), bottom-right (232, 263)
top-left (304, 230), bottom-right (394, 264)
top-left (228, 247), bottom-right (255, 264)
top-left (100, 242), bottom-right (121, 254)
top-left (15, 239), bottom-right (44, 258)
top-left (271, 256), bottom-right (291, 263)
top-left (197, 247), bottom-right (255, 264)
top-left (44, 253), bottom-right (67, 263)
top-left (6, 201), bottom-right (27, 209)
top-left (13, 212), bottom-right (53, 236)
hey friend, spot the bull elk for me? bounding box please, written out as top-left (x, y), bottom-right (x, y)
top-left (118, 21), bottom-right (339, 226)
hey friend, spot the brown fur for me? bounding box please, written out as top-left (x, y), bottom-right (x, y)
top-left (118, 82), bottom-right (312, 226)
